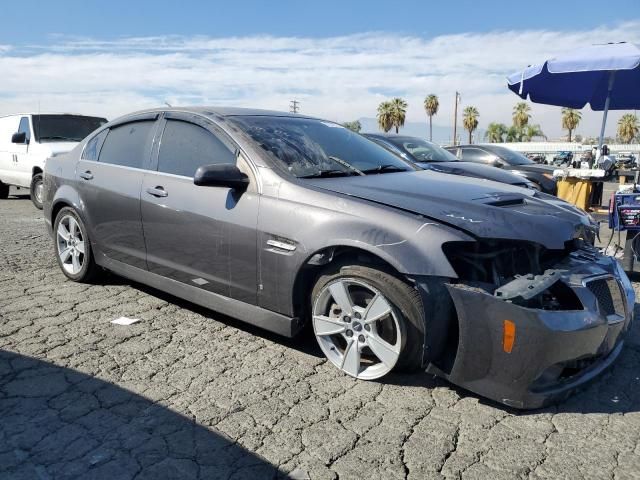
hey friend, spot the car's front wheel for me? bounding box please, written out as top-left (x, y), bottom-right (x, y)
top-left (30, 173), bottom-right (44, 209)
top-left (311, 263), bottom-right (425, 380)
top-left (53, 207), bottom-right (100, 282)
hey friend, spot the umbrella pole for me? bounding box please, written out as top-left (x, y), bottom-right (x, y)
top-left (596, 71), bottom-right (616, 164)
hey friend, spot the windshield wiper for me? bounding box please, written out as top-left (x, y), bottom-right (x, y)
top-left (299, 169), bottom-right (362, 179)
top-left (39, 136), bottom-right (83, 141)
top-left (326, 156), bottom-right (365, 176)
top-left (361, 164), bottom-right (408, 174)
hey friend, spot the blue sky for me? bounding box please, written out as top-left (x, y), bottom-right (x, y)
top-left (3, 0), bottom-right (637, 43)
top-left (1, 1), bottom-right (639, 140)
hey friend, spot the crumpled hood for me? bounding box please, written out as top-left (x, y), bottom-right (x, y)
top-left (418, 161), bottom-right (530, 185)
top-left (307, 170), bottom-right (591, 249)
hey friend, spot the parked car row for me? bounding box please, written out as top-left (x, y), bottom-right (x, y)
top-left (444, 144), bottom-right (558, 194)
top-left (39, 107), bottom-right (632, 409)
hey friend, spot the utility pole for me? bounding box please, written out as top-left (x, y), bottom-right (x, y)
top-left (290, 100), bottom-right (300, 114)
top-left (452, 91), bottom-right (460, 146)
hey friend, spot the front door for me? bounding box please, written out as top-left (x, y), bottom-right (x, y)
top-left (13, 116), bottom-right (33, 187)
top-left (76, 115), bottom-right (159, 270)
top-left (141, 113), bottom-right (259, 304)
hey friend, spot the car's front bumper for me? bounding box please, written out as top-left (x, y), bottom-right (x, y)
top-left (422, 251), bottom-right (634, 409)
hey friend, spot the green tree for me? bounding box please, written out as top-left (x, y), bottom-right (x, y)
top-left (485, 122), bottom-right (507, 143)
top-left (342, 120), bottom-right (362, 133)
top-left (423, 94), bottom-right (439, 141)
top-left (523, 124), bottom-right (546, 142)
top-left (617, 114), bottom-right (639, 143)
top-left (512, 102), bottom-right (531, 129)
top-left (561, 108), bottom-right (582, 142)
top-left (462, 106), bottom-right (479, 144)
top-left (377, 101), bottom-right (393, 132)
top-left (506, 126), bottom-right (523, 142)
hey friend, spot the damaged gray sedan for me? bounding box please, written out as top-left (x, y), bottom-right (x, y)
top-left (43, 107), bottom-right (634, 409)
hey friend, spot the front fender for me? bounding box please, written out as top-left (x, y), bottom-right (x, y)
top-left (256, 186), bottom-right (472, 316)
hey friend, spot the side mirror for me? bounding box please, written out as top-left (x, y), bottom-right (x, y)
top-left (194, 163), bottom-right (249, 190)
top-left (11, 132), bottom-right (27, 144)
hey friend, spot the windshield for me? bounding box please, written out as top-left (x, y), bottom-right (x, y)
top-left (485, 145), bottom-right (533, 166)
top-left (389, 137), bottom-right (458, 162)
top-left (231, 116), bottom-right (414, 178)
top-left (32, 115), bottom-right (107, 143)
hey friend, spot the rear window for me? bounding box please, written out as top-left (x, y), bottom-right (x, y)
top-left (82, 130), bottom-right (109, 161)
top-left (32, 115), bottom-right (107, 143)
top-left (98, 121), bottom-right (155, 169)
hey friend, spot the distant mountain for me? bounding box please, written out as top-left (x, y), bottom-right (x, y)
top-left (357, 117), bottom-right (485, 145)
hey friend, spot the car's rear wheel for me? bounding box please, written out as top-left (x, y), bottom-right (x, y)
top-left (54, 207), bottom-right (100, 282)
top-left (30, 173), bottom-right (44, 209)
top-left (311, 263), bottom-right (425, 380)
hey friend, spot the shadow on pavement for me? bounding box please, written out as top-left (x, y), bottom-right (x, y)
top-left (0, 350), bottom-right (286, 479)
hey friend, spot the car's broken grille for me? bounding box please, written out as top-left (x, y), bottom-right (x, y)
top-left (586, 278), bottom-right (625, 317)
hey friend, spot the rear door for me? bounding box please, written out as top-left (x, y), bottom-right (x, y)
top-left (76, 113), bottom-right (159, 269)
top-left (141, 112), bottom-right (259, 303)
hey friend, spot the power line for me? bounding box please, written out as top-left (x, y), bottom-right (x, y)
top-left (290, 100), bottom-right (300, 114)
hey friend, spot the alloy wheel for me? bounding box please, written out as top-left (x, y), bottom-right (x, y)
top-left (56, 215), bottom-right (85, 275)
top-left (312, 278), bottom-right (402, 380)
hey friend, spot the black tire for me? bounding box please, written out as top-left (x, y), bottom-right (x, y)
top-left (0, 182), bottom-right (9, 199)
top-left (311, 262), bottom-right (426, 373)
top-left (30, 173), bottom-right (44, 209)
top-left (53, 207), bottom-right (100, 283)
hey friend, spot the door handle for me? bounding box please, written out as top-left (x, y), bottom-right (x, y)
top-left (146, 186), bottom-right (168, 198)
top-left (79, 171), bottom-right (93, 180)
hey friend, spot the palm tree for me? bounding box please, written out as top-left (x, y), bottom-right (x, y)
top-left (523, 124), bottom-right (546, 142)
top-left (512, 102), bottom-right (531, 129)
top-left (561, 108), bottom-right (582, 142)
top-left (424, 94), bottom-right (439, 141)
top-left (618, 114), bottom-right (639, 143)
top-left (377, 101), bottom-right (393, 132)
top-left (389, 97), bottom-right (408, 134)
top-left (462, 106), bottom-right (479, 144)
top-left (485, 122), bottom-right (507, 143)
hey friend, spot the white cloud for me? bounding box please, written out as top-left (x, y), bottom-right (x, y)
top-left (1, 22), bottom-right (639, 138)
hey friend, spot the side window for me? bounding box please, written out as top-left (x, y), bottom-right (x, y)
top-left (460, 148), bottom-right (487, 162)
top-left (98, 121), bottom-right (155, 169)
top-left (157, 119), bottom-right (236, 177)
top-left (82, 130), bottom-right (108, 161)
top-left (18, 117), bottom-right (31, 142)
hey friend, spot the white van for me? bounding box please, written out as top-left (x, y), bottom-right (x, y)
top-left (0, 113), bottom-right (107, 208)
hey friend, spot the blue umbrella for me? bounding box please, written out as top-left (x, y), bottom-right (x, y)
top-left (507, 42), bottom-right (640, 156)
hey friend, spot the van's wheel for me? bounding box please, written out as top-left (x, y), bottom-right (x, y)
top-left (30, 173), bottom-right (44, 209)
top-left (311, 263), bottom-right (426, 380)
top-left (0, 182), bottom-right (9, 199)
top-left (53, 207), bottom-right (100, 282)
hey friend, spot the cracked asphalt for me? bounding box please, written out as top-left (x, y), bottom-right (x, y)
top-left (2, 190), bottom-right (640, 479)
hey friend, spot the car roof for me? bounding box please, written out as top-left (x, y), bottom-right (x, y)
top-left (113, 106), bottom-right (320, 121)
